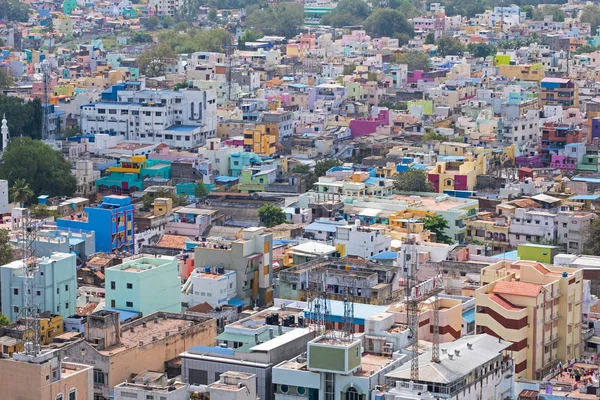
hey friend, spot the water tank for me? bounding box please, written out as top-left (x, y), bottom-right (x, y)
top-left (218, 266), bottom-right (225, 274)
top-left (204, 267), bottom-right (211, 273)
top-left (298, 316), bottom-right (304, 327)
top-left (266, 314), bottom-right (273, 325)
top-left (273, 313), bottom-right (280, 325)
top-left (282, 318), bottom-right (290, 327)
top-left (288, 315), bottom-right (296, 325)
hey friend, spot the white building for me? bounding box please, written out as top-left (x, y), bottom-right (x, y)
top-left (148, 0), bottom-right (184, 16)
top-left (0, 179), bottom-right (8, 214)
top-left (73, 160), bottom-right (101, 198)
top-left (198, 138), bottom-right (244, 177)
top-left (335, 222), bottom-right (391, 259)
top-left (498, 110), bottom-right (540, 154)
top-left (557, 211), bottom-right (595, 254)
top-left (207, 372), bottom-right (258, 400)
top-left (488, 5), bottom-right (524, 29)
top-left (508, 208), bottom-right (557, 246)
top-left (182, 268), bottom-right (237, 308)
top-left (384, 334), bottom-right (514, 400)
top-left (80, 87), bottom-right (217, 149)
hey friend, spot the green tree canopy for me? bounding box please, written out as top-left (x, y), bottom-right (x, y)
top-left (363, 8), bottom-right (414, 43)
top-left (394, 51), bottom-right (431, 71)
top-left (10, 179), bottom-right (33, 207)
top-left (246, 3), bottom-right (304, 38)
top-left (142, 188), bottom-right (188, 209)
top-left (467, 43), bottom-right (495, 59)
top-left (422, 214), bottom-right (453, 244)
top-left (208, 8), bottom-right (218, 21)
top-left (581, 5), bottom-right (600, 34)
top-left (315, 158), bottom-right (342, 178)
top-left (143, 16), bottom-right (160, 30)
top-left (0, 313), bottom-right (9, 327)
top-left (393, 170), bottom-right (435, 192)
top-left (258, 204), bottom-right (287, 228)
top-left (157, 28), bottom-right (232, 54)
top-left (533, 5), bottom-right (564, 22)
top-left (0, 0), bottom-right (31, 22)
top-left (131, 32), bottom-right (153, 44)
top-left (0, 229), bottom-right (13, 267)
top-left (0, 95), bottom-right (42, 139)
top-left (194, 181), bottom-right (209, 198)
top-left (0, 69), bottom-right (13, 89)
top-left (583, 217), bottom-right (600, 256)
top-left (520, 5), bottom-right (534, 19)
top-left (0, 138), bottom-right (76, 199)
top-left (436, 35), bottom-right (465, 57)
top-left (321, 0), bottom-right (371, 27)
top-left (138, 42), bottom-right (178, 77)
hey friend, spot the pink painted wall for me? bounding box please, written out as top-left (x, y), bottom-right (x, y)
top-left (349, 109), bottom-right (390, 138)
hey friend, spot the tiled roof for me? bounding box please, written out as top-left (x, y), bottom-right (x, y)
top-left (488, 293), bottom-right (523, 311)
top-left (186, 302), bottom-right (214, 313)
top-left (76, 301), bottom-right (99, 316)
top-left (156, 234), bottom-right (188, 249)
top-left (493, 281), bottom-right (542, 298)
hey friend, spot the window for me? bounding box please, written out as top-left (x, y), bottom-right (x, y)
top-left (127, 283), bottom-right (133, 289)
top-left (280, 385), bottom-right (289, 393)
top-left (13, 288), bottom-right (18, 295)
top-left (93, 369), bottom-right (105, 385)
top-left (57, 288), bottom-right (60, 294)
top-left (57, 305), bottom-right (60, 313)
top-left (36, 291), bottom-right (41, 296)
top-left (111, 299), bottom-right (116, 308)
top-left (56, 394), bottom-right (63, 400)
top-left (66, 302), bottom-right (70, 309)
top-left (65, 284), bottom-right (69, 291)
top-left (69, 389), bottom-right (77, 400)
top-left (13, 306), bottom-right (19, 313)
top-left (108, 109), bottom-right (117, 115)
top-left (126, 301), bottom-right (133, 308)
top-left (111, 281), bottom-right (116, 290)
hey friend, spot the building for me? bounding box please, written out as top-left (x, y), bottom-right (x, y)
top-left (0, 349), bottom-right (93, 400)
top-left (244, 124), bottom-right (278, 156)
top-left (60, 310), bottom-right (217, 400)
top-left (57, 195), bottom-right (135, 253)
top-left (10, 228), bottom-right (96, 263)
top-left (207, 372), bottom-right (258, 400)
top-left (475, 260), bottom-right (583, 379)
top-left (105, 255), bottom-right (181, 316)
top-left (260, 109), bottom-right (295, 141)
top-left (508, 208), bottom-right (557, 246)
top-left (114, 372), bottom-right (189, 400)
top-left (73, 160), bottom-right (101, 198)
top-left (273, 310), bottom-right (409, 400)
top-left (0, 179), bottom-right (8, 214)
top-left (335, 221), bottom-right (391, 259)
top-left (384, 334), bottom-right (514, 400)
top-left (182, 267), bottom-right (237, 309)
top-left (181, 307), bottom-right (314, 400)
top-left (194, 227), bottom-right (274, 307)
top-left (79, 85), bottom-right (217, 149)
top-left (0, 253), bottom-right (77, 322)
top-left (540, 78), bottom-right (578, 109)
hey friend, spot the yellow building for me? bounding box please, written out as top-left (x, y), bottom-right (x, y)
top-left (497, 64), bottom-right (545, 83)
top-left (243, 124), bottom-right (278, 156)
top-left (466, 213), bottom-right (509, 251)
top-left (475, 260), bottom-right (583, 380)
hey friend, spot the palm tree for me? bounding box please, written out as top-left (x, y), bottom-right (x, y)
top-left (10, 179), bottom-right (34, 207)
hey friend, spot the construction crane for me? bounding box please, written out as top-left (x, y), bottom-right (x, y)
top-left (400, 234), bottom-right (443, 382)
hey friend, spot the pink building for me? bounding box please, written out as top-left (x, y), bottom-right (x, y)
top-left (341, 30), bottom-right (368, 46)
top-left (407, 70), bottom-right (434, 83)
top-left (32, 75), bottom-right (59, 100)
top-left (549, 155), bottom-right (576, 170)
top-left (349, 109), bottom-right (390, 138)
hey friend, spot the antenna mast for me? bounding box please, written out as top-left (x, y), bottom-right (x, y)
top-left (19, 209), bottom-right (40, 356)
top-left (40, 60), bottom-right (51, 141)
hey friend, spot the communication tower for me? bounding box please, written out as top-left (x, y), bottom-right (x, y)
top-left (40, 60), bottom-right (51, 140)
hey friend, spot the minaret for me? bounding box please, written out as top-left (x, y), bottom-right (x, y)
top-left (0, 114), bottom-right (8, 152)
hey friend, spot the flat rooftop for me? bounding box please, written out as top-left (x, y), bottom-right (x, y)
top-left (111, 142), bottom-right (155, 151)
top-left (102, 318), bottom-right (194, 354)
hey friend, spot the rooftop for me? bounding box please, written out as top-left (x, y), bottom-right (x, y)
top-left (492, 281), bottom-right (542, 298)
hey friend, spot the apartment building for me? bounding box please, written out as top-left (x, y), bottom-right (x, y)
top-left (148, 0), bottom-right (184, 16)
top-left (557, 211), bottom-right (595, 254)
top-left (508, 208), bottom-right (557, 246)
top-left (475, 260), bottom-right (583, 379)
top-left (194, 227), bottom-right (274, 307)
top-left (335, 221), bottom-right (391, 259)
top-left (540, 77), bottom-right (578, 109)
top-left (105, 255), bottom-right (181, 316)
top-left (80, 84), bottom-right (217, 149)
top-left (60, 310), bottom-right (216, 400)
top-left (259, 109), bottom-right (295, 141)
top-left (182, 268), bottom-right (238, 308)
top-left (0, 253), bottom-right (77, 322)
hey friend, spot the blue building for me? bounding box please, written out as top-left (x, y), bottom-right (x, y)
top-left (56, 195), bottom-right (135, 254)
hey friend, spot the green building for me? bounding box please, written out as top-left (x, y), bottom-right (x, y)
top-left (63, 0), bottom-right (77, 14)
top-left (517, 243), bottom-right (560, 264)
top-left (105, 255), bottom-right (181, 316)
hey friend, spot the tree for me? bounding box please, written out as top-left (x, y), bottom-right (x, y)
top-left (9, 178), bottom-right (34, 207)
top-left (0, 95), bottom-right (42, 139)
top-left (138, 42), bottom-right (178, 77)
top-left (583, 217), bottom-right (600, 256)
top-left (238, 29), bottom-right (261, 50)
top-left (142, 188), bottom-right (187, 209)
top-left (520, 5), bottom-right (534, 20)
top-left (0, 314), bottom-right (9, 327)
top-left (143, 16), bottom-right (160, 30)
top-left (158, 28), bottom-right (232, 54)
top-left (533, 5), bottom-right (564, 22)
top-left (363, 8), bottom-right (414, 43)
top-left (425, 32), bottom-right (435, 45)
top-left (422, 214), bottom-right (453, 244)
top-left (208, 8), bottom-right (218, 21)
top-left (246, 3), bottom-right (304, 38)
top-left (0, 229), bottom-right (13, 266)
top-left (0, 138), bottom-right (76, 199)
top-left (436, 35), bottom-right (465, 57)
top-left (315, 158), bottom-right (342, 178)
top-left (174, 81), bottom-right (191, 91)
top-left (258, 204), bottom-right (286, 228)
top-left (467, 43), bottom-right (495, 59)
top-left (321, 0), bottom-right (371, 27)
top-left (63, 126), bottom-right (82, 139)
top-left (581, 5), bottom-right (600, 34)
top-left (194, 181), bottom-right (209, 199)
top-left (160, 15), bottom-right (175, 28)
top-left (395, 51), bottom-right (431, 71)
top-left (393, 170), bottom-right (435, 192)
top-left (0, 69), bottom-right (13, 89)
top-left (343, 64), bottom-right (357, 75)
top-left (291, 164), bottom-right (310, 173)
top-left (131, 32), bottom-right (153, 44)
top-left (0, 0), bottom-right (31, 22)
top-left (422, 129), bottom-right (447, 142)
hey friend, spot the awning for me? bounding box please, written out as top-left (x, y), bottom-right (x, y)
top-left (463, 308), bottom-right (475, 324)
top-left (228, 297), bottom-right (247, 307)
top-left (104, 308), bottom-right (141, 322)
